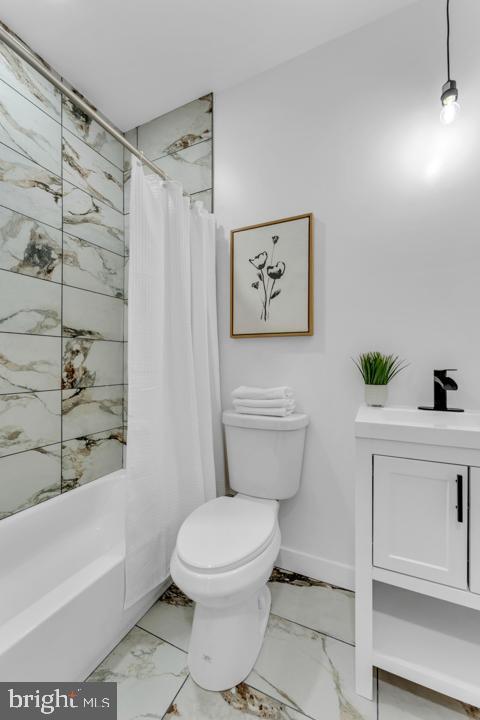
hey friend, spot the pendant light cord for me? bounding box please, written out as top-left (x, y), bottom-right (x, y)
top-left (446, 0), bottom-right (451, 81)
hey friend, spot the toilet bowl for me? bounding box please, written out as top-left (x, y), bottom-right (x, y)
top-left (171, 410), bottom-right (309, 691)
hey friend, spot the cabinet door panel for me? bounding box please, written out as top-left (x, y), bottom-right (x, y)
top-left (373, 456), bottom-right (468, 589)
top-left (470, 468), bottom-right (480, 594)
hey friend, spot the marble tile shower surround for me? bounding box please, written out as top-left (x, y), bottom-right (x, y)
top-left (124, 93), bottom-right (213, 215)
top-left (91, 568), bottom-right (480, 720)
top-left (0, 36), bottom-right (126, 518)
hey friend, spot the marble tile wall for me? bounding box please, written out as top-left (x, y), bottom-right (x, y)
top-left (121, 93), bottom-right (213, 450)
top-left (0, 38), bottom-right (126, 518)
top-left (123, 93), bottom-right (213, 217)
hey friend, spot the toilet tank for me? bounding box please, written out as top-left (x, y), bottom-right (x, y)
top-left (222, 411), bottom-right (309, 500)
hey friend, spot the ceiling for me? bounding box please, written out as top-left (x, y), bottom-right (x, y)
top-left (1, 0), bottom-right (418, 131)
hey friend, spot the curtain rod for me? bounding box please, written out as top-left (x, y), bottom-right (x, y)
top-left (0, 24), bottom-right (178, 185)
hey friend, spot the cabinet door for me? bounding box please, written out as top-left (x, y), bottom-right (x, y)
top-left (470, 468), bottom-right (480, 594)
top-left (373, 456), bottom-right (468, 589)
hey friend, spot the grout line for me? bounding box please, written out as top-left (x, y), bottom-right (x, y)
top-left (0, 259), bottom-right (125, 298)
top-left (63, 228), bottom-right (125, 258)
top-left (0, 438), bottom-right (62, 460)
top-left (62, 99), bottom-right (124, 172)
top-left (0, 264), bottom-right (62, 287)
top-left (0, 329), bottom-right (125, 342)
top-left (211, 91), bottom-right (214, 214)
top-left (134, 624), bottom-right (187, 656)
top-left (0, 201), bottom-right (61, 233)
top-left (0, 139), bottom-right (62, 181)
top-left (269, 611), bottom-right (355, 649)
top-left (0, 421), bottom-right (125, 463)
top-left (0, 74), bottom-right (61, 124)
top-left (63, 280), bottom-right (126, 301)
top-left (0, 382), bottom-right (125, 397)
top-left (150, 136), bottom-right (212, 165)
top-left (60, 92), bottom-right (64, 493)
top-left (245, 679), bottom-right (317, 720)
top-left (62, 167), bottom-right (122, 216)
top-left (61, 281), bottom-right (125, 302)
top-left (62, 126), bottom-right (123, 176)
top-left (63, 177), bottom-right (124, 220)
top-left (160, 674), bottom-right (190, 720)
top-left (63, 334), bottom-right (125, 343)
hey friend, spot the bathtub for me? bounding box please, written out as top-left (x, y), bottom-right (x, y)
top-left (0, 470), bottom-right (168, 681)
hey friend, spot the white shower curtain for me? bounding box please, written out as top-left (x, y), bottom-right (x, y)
top-left (124, 157), bottom-right (221, 607)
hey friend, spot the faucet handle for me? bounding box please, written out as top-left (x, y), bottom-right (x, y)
top-left (434, 368), bottom-right (457, 374)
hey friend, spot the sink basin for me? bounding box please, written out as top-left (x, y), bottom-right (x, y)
top-left (355, 406), bottom-right (480, 449)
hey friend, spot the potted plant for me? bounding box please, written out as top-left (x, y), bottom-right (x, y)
top-left (353, 351), bottom-right (407, 407)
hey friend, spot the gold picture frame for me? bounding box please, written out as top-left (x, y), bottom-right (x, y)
top-left (230, 213), bottom-right (314, 338)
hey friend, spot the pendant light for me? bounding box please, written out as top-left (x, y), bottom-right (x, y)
top-left (440, 0), bottom-right (460, 125)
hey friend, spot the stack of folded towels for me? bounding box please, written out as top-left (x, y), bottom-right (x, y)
top-left (232, 385), bottom-right (296, 417)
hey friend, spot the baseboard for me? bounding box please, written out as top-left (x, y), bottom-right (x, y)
top-left (277, 546), bottom-right (355, 591)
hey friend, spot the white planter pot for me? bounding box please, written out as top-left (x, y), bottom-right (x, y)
top-left (364, 384), bottom-right (388, 407)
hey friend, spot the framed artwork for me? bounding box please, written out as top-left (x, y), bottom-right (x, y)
top-left (230, 213), bottom-right (313, 338)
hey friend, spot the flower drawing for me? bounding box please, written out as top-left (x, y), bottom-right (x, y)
top-left (249, 235), bottom-right (286, 321)
top-left (249, 251), bottom-right (268, 270)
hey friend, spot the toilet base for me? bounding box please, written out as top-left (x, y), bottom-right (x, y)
top-left (188, 585), bottom-right (271, 691)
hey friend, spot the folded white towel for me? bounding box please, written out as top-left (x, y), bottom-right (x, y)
top-left (235, 405), bottom-right (295, 417)
top-left (232, 385), bottom-right (294, 401)
top-left (233, 398), bottom-right (295, 409)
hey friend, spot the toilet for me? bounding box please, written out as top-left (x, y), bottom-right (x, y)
top-left (170, 410), bottom-right (309, 691)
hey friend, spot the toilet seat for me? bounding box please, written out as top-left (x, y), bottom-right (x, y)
top-left (176, 495), bottom-right (278, 573)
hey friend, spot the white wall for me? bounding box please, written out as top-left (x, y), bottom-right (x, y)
top-left (214, 0), bottom-right (480, 589)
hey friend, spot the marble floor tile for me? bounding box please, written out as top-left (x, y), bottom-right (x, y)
top-left (63, 97), bottom-right (123, 170)
top-left (138, 94), bottom-right (212, 160)
top-left (0, 333), bottom-right (60, 393)
top-left (63, 181), bottom-right (124, 257)
top-left (0, 79), bottom-right (61, 176)
top-left (137, 584), bottom-right (194, 652)
top-left (164, 677), bottom-right (308, 720)
top-left (88, 625), bottom-right (188, 720)
top-left (247, 615), bottom-right (375, 720)
top-left (378, 672), bottom-right (480, 719)
top-left (153, 140), bottom-right (212, 195)
top-left (62, 338), bottom-right (124, 389)
top-left (62, 385), bottom-right (124, 441)
top-left (269, 568), bottom-right (355, 645)
top-left (63, 233), bottom-right (124, 299)
top-left (0, 442), bottom-right (61, 518)
top-left (62, 427), bottom-right (124, 492)
top-left (63, 129), bottom-right (123, 213)
top-left (0, 143), bottom-right (62, 228)
top-left (0, 269), bottom-right (61, 335)
top-left (63, 285), bottom-right (124, 341)
top-left (0, 205), bottom-right (62, 281)
top-left (0, 390), bottom-right (61, 457)
top-left (0, 40), bottom-right (61, 121)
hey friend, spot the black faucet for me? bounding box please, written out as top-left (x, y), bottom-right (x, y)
top-left (418, 369), bottom-right (464, 413)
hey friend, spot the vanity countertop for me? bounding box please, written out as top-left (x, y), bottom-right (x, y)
top-left (355, 405), bottom-right (480, 449)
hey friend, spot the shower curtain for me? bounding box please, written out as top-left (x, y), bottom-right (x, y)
top-left (124, 157), bottom-right (221, 607)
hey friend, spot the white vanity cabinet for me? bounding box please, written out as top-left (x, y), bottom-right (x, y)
top-left (470, 467), bottom-right (480, 594)
top-left (355, 407), bottom-right (480, 709)
top-left (373, 456), bottom-right (468, 589)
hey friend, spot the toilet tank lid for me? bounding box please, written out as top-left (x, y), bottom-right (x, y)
top-left (222, 410), bottom-right (309, 431)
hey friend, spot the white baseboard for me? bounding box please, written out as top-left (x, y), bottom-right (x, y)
top-left (277, 546), bottom-right (355, 591)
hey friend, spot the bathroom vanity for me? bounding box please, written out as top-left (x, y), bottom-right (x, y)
top-left (355, 406), bottom-right (480, 706)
